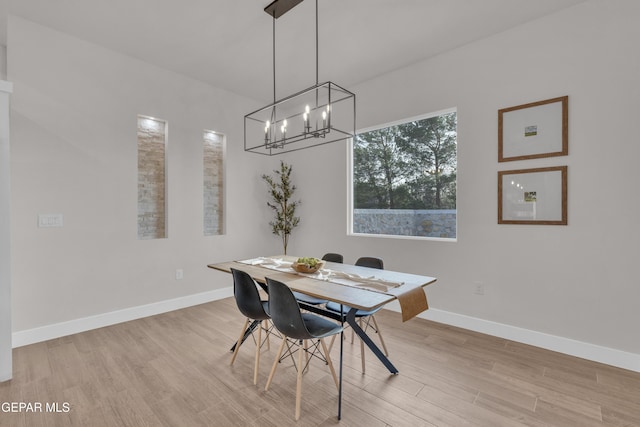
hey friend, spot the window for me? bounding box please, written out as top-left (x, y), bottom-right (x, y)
top-left (137, 115), bottom-right (167, 239)
top-left (203, 130), bottom-right (225, 236)
top-left (349, 109), bottom-right (457, 240)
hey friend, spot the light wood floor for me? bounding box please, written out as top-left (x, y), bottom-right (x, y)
top-left (1, 297), bottom-right (639, 427)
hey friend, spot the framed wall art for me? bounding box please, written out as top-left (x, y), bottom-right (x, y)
top-left (498, 166), bottom-right (567, 225)
top-left (498, 96), bottom-right (568, 162)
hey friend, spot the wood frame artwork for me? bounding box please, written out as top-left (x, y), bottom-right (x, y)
top-left (498, 96), bottom-right (568, 162)
top-left (498, 166), bottom-right (567, 225)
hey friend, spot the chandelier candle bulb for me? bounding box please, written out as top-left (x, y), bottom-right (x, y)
top-left (304, 105), bottom-right (310, 133)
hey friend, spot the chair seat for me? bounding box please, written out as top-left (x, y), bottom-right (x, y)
top-left (293, 291), bottom-right (328, 305)
top-left (325, 301), bottom-right (381, 317)
top-left (300, 313), bottom-right (343, 339)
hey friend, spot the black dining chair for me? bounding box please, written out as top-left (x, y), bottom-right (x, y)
top-left (352, 256), bottom-right (383, 270)
top-left (292, 252), bottom-right (343, 305)
top-left (230, 268), bottom-right (274, 385)
top-left (321, 252), bottom-right (344, 263)
top-left (325, 256), bottom-right (389, 374)
top-left (264, 277), bottom-right (343, 421)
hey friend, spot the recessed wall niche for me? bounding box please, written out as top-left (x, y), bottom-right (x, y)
top-left (203, 130), bottom-right (225, 236)
top-left (137, 115), bottom-right (167, 239)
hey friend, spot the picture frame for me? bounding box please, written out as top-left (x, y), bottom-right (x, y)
top-left (498, 166), bottom-right (567, 225)
top-left (498, 96), bottom-right (568, 162)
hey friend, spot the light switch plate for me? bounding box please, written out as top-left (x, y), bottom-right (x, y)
top-left (38, 214), bottom-right (64, 228)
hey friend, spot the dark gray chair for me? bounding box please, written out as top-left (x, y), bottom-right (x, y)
top-left (292, 252), bottom-right (343, 305)
top-left (264, 277), bottom-right (343, 420)
top-left (230, 268), bottom-right (273, 385)
top-left (325, 256), bottom-right (388, 373)
top-left (321, 252), bottom-right (344, 263)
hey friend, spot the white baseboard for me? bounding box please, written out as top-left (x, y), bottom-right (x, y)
top-left (385, 301), bottom-right (640, 373)
top-left (13, 290), bottom-right (639, 374)
top-left (12, 287), bottom-right (234, 348)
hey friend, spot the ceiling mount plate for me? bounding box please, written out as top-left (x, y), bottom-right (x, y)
top-left (264, 0), bottom-right (304, 19)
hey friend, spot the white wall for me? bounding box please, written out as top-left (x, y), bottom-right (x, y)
top-left (7, 16), bottom-right (277, 335)
top-left (0, 46), bottom-right (6, 80)
top-left (7, 0), bottom-right (640, 371)
top-left (287, 0), bottom-right (640, 364)
top-left (0, 81), bottom-right (13, 381)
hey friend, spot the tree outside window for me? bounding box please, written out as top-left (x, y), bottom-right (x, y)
top-left (351, 109), bottom-right (457, 239)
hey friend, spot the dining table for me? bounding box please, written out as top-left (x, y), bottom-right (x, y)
top-left (207, 255), bottom-right (437, 419)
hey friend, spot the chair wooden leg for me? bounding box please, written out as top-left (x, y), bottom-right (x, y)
top-left (328, 333), bottom-right (342, 354)
top-left (295, 339), bottom-right (305, 420)
top-left (328, 330), bottom-right (347, 355)
top-left (320, 338), bottom-right (339, 391)
top-left (359, 318), bottom-right (366, 373)
top-left (230, 318), bottom-right (250, 365)
top-left (328, 334), bottom-right (336, 354)
top-left (304, 340), bottom-right (310, 372)
top-left (265, 338), bottom-right (287, 391)
top-left (254, 320), bottom-right (262, 385)
top-left (371, 315), bottom-right (389, 356)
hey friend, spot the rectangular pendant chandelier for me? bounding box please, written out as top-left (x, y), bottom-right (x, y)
top-left (244, 81), bottom-right (355, 155)
top-left (244, 0), bottom-right (356, 156)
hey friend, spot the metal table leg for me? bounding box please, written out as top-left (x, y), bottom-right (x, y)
top-left (338, 305), bottom-right (344, 420)
top-left (346, 308), bottom-right (398, 374)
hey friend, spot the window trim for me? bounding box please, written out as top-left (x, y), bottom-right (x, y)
top-left (347, 107), bottom-right (458, 242)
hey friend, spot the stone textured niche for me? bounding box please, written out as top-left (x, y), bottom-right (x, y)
top-left (203, 130), bottom-right (224, 236)
top-left (137, 116), bottom-right (167, 239)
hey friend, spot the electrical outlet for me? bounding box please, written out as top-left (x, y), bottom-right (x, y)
top-left (175, 269), bottom-right (184, 280)
top-left (473, 281), bottom-right (485, 296)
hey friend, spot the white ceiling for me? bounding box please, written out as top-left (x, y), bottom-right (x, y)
top-left (1, 0), bottom-right (586, 103)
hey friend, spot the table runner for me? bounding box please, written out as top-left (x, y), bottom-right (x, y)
top-left (239, 256), bottom-right (429, 321)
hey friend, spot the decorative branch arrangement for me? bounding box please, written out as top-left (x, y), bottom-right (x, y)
top-left (262, 161), bottom-right (300, 255)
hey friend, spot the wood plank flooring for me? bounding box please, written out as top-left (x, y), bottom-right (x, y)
top-left (1, 297), bottom-right (639, 426)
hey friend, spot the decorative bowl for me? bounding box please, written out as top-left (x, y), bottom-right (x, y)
top-left (292, 259), bottom-right (325, 274)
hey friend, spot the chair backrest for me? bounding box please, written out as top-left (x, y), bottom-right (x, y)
top-left (322, 253), bottom-right (344, 263)
top-left (355, 256), bottom-right (384, 270)
top-left (266, 277), bottom-right (313, 341)
top-left (231, 268), bottom-right (269, 321)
